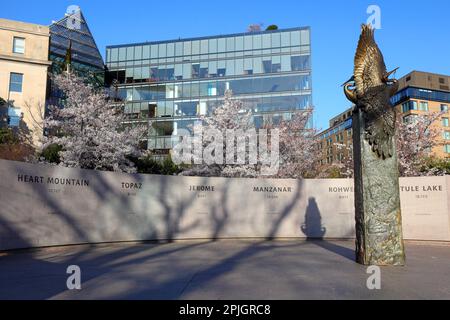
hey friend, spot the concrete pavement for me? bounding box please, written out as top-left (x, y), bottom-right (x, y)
top-left (0, 240), bottom-right (449, 299)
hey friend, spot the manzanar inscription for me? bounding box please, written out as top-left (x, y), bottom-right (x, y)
top-left (17, 174), bottom-right (89, 187)
top-left (343, 24), bottom-right (405, 265)
top-left (253, 187), bottom-right (292, 193)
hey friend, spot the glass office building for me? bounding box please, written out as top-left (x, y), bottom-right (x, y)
top-left (105, 27), bottom-right (312, 156)
top-left (49, 9), bottom-right (105, 87)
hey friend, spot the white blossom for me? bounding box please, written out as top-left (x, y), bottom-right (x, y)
top-left (41, 73), bottom-right (147, 173)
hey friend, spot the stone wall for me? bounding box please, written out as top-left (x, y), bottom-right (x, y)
top-left (0, 159), bottom-right (448, 250)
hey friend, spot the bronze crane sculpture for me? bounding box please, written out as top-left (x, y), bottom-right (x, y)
top-left (343, 24), bottom-right (405, 265)
top-left (343, 24), bottom-right (399, 159)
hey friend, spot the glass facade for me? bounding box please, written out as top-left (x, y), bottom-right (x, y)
top-left (49, 10), bottom-right (104, 87)
top-left (319, 118), bottom-right (352, 140)
top-left (392, 87), bottom-right (450, 105)
top-left (105, 27), bottom-right (312, 153)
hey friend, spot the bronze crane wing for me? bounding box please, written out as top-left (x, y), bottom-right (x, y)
top-left (354, 24), bottom-right (387, 97)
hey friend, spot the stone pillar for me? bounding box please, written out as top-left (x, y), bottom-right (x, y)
top-left (352, 108), bottom-right (405, 265)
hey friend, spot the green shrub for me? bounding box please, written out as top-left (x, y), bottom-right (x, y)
top-left (160, 156), bottom-right (183, 175)
top-left (0, 128), bottom-right (18, 144)
top-left (134, 154), bottom-right (182, 175)
top-left (40, 144), bottom-right (63, 163)
top-left (266, 25), bottom-right (279, 31)
top-left (420, 157), bottom-right (450, 175)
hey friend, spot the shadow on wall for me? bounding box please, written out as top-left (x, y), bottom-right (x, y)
top-left (301, 197), bottom-right (326, 239)
top-left (301, 197), bottom-right (354, 262)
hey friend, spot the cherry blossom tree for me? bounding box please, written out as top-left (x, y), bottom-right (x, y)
top-left (179, 90), bottom-right (262, 177)
top-left (318, 142), bottom-right (354, 179)
top-left (266, 109), bottom-right (320, 179)
top-left (41, 73), bottom-right (147, 173)
top-left (179, 91), bottom-right (320, 178)
top-left (318, 111), bottom-right (445, 178)
top-left (247, 23), bottom-right (263, 32)
top-left (396, 111), bottom-right (444, 176)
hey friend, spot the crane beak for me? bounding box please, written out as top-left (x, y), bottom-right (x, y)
top-left (383, 67), bottom-right (399, 82)
top-left (341, 76), bottom-right (355, 87)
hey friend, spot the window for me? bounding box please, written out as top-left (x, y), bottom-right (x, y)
top-left (402, 102), bottom-right (409, 113)
top-left (151, 45), bottom-right (158, 58)
top-left (253, 35), bottom-right (262, 49)
top-left (235, 36), bottom-right (243, 51)
top-left (291, 55), bottom-right (309, 71)
top-left (300, 30), bottom-right (310, 45)
top-left (281, 32), bottom-right (290, 47)
top-left (200, 40), bottom-right (208, 54)
top-left (208, 39), bottom-right (217, 53)
top-left (9, 73), bottom-right (23, 93)
top-left (167, 43), bottom-right (175, 57)
top-left (217, 38), bottom-right (226, 52)
top-left (226, 60), bottom-right (235, 75)
top-left (134, 46), bottom-right (142, 60)
top-left (110, 48), bottom-right (118, 61)
top-left (244, 35), bottom-right (252, 51)
top-left (126, 46), bottom-right (134, 61)
top-left (191, 41), bottom-right (199, 55)
top-left (443, 131), bottom-right (450, 140)
top-left (402, 100), bottom-right (418, 111)
top-left (271, 56), bottom-right (281, 73)
top-left (235, 59), bottom-right (244, 75)
top-left (443, 118), bottom-right (449, 127)
top-left (244, 58), bottom-right (252, 74)
top-left (278, 55), bottom-right (290, 73)
top-left (174, 64), bottom-right (183, 80)
top-left (216, 60), bottom-right (225, 77)
top-left (441, 104), bottom-right (448, 112)
top-left (419, 101), bottom-right (428, 111)
top-left (13, 37), bottom-right (25, 54)
top-left (271, 32), bottom-right (281, 47)
top-left (226, 37), bottom-right (234, 52)
top-left (252, 57), bottom-right (262, 74)
top-left (118, 48), bottom-right (126, 61)
top-left (7, 106), bottom-right (22, 127)
top-left (199, 62), bottom-right (208, 78)
top-left (143, 45), bottom-right (150, 59)
top-left (159, 43), bottom-right (167, 57)
top-left (444, 145), bottom-right (450, 154)
top-left (291, 31), bottom-right (300, 46)
top-left (262, 34), bottom-right (271, 48)
top-left (175, 102), bottom-right (197, 116)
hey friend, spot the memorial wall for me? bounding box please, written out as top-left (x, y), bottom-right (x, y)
top-left (0, 159), bottom-right (449, 250)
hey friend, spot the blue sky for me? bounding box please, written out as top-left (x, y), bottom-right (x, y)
top-left (3, 0), bottom-right (450, 130)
